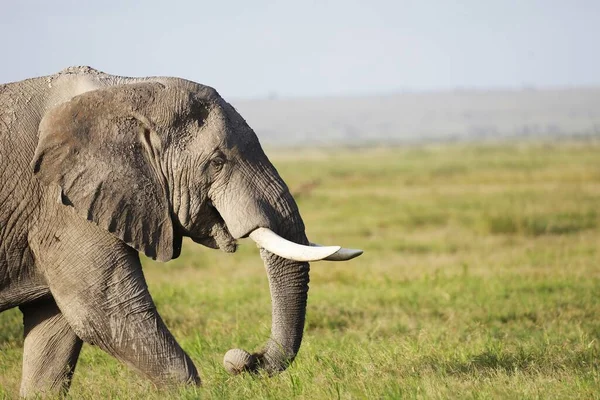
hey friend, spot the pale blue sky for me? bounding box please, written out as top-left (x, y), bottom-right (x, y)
top-left (2, 0), bottom-right (599, 98)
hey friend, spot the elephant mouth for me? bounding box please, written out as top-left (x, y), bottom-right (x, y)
top-left (188, 205), bottom-right (237, 253)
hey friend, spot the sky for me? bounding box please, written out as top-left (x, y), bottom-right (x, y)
top-left (1, 0), bottom-right (599, 99)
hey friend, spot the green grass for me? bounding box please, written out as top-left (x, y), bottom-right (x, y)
top-left (1, 140), bottom-right (599, 399)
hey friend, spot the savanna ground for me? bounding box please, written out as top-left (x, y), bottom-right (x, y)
top-left (1, 140), bottom-right (599, 399)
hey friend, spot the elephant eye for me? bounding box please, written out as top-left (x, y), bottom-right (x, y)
top-left (210, 155), bottom-right (225, 172)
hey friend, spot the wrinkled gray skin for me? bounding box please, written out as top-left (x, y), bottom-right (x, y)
top-left (0, 67), bottom-right (310, 397)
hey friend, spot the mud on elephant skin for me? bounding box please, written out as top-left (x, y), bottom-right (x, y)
top-left (0, 66), bottom-right (362, 397)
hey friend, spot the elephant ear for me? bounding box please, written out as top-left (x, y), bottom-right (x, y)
top-left (32, 83), bottom-right (182, 262)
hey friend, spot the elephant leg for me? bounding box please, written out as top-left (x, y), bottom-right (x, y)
top-left (33, 219), bottom-right (200, 387)
top-left (19, 300), bottom-right (83, 398)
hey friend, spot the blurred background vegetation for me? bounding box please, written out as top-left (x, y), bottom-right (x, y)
top-left (2, 139), bottom-right (598, 398)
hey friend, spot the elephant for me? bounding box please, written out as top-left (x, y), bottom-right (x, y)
top-left (0, 66), bottom-right (362, 397)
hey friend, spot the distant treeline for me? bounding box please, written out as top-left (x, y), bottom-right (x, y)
top-left (232, 88), bottom-right (600, 147)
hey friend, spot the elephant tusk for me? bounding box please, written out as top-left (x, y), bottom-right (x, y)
top-left (248, 227), bottom-right (363, 262)
top-left (309, 243), bottom-right (364, 261)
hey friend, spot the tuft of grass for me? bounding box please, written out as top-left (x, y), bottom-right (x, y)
top-left (485, 210), bottom-right (597, 236)
top-left (1, 139), bottom-right (600, 398)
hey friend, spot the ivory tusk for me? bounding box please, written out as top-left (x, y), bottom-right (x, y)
top-left (248, 227), bottom-right (363, 262)
top-left (309, 243), bottom-right (364, 261)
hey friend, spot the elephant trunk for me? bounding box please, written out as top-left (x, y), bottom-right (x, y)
top-left (219, 151), bottom-right (360, 375)
top-left (223, 213), bottom-right (310, 375)
top-left (259, 247), bottom-right (310, 372)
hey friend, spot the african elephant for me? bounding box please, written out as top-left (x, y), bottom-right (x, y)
top-left (0, 66), bottom-right (361, 397)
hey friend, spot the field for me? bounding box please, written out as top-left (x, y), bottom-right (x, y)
top-left (1, 140), bottom-right (599, 399)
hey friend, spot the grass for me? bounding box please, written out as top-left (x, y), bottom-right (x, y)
top-left (1, 140), bottom-right (599, 399)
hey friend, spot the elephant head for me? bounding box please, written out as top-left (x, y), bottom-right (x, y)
top-left (31, 80), bottom-right (361, 375)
